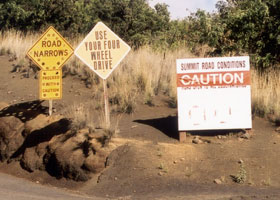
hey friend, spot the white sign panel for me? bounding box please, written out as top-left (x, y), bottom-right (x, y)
top-left (74, 22), bottom-right (131, 80)
top-left (177, 56), bottom-right (252, 131)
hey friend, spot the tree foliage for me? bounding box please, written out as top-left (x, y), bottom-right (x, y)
top-left (0, 0), bottom-right (170, 48)
top-left (215, 0), bottom-right (280, 69)
top-left (0, 0), bottom-right (89, 33)
top-left (185, 0), bottom-right (280, 70)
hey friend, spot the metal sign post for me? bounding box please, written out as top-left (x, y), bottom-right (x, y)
top-left (75, 22), bottom-right (131, 129)
top-left (49, 100), bottom-right (53, 116)
top-left (103, 79), bottom-right (110, 129)
top-left (27, 26), bottom-right (73, 116)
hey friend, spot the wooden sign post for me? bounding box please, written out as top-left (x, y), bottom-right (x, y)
top-left (75, 22), bottom-right (131, 129)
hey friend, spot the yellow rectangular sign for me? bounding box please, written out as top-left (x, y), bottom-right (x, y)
top-left (40, 70), bottom-right (62, 100)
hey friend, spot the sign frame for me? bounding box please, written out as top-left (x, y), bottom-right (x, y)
top-left (176, 56), bottom-right (252, 132)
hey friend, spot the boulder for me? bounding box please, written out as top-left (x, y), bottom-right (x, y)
top-left (43, 129), bottom-right (109, 181)
top-left (0, 102), bottom-right (9, 111)
top-left (44, 146), bottom-right (89, 182)
top-left (83, 150), bottom-right (107, 173)
top-left (20, 147), bottom-right (44, 172)
top-left (44, 131), bottom-right (90, 181)
top-left (192, 136), bottom-right (203, 144)
top-left (35, 141), bottom-right (49, 158)
top-left (24, 114), bottom-right (63, 136)
top-left (214, 178), bottom-right (223, 184)
top-left (240, 132), bottom-right (251, 139)
top-left (0, 116), bottom-right (25, 161)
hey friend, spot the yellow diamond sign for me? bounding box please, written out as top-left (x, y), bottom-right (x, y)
top-left (74, 22), bottom-right (131, 79)
top-left (27, 26), bottom-right (73, 70)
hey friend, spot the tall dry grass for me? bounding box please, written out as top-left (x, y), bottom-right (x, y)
top-left (108, 47), bottom-right (191, 110)
top-left (251, 69), bottom-right (280, 120)
top-left (0, 30), bottom-right (40, 64)
top-left (1, 30), bottom-right (280, 122)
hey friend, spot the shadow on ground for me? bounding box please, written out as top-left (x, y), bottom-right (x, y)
top-left (134, 116), bottom-right (245, 140)
top-left (134, 116), bottom-right (179, 140)
top-left (0, 100), bottom-right (48, 122)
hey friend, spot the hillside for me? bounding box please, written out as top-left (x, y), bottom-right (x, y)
top-left (1, 54), bottom-right (280, 199)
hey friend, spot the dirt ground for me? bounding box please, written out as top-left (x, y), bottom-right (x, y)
top-left (1, 55), bottom-right (280, 200)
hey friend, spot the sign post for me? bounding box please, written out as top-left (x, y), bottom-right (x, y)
top-left (27, 26), bottom-right (73, 115)
top-left (176, 56), bottom-right (252, 141)
top-left (103, 79), bottom-right (110, 128)
top-left (49, 100), bottom-right (53, 116)
top-left (75, 22), bottom-right (131, 129)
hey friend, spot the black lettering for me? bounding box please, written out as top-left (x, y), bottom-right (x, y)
top-left (42, 41), bottom-right (46, 47)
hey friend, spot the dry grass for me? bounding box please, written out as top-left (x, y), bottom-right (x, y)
top-left (107, 47), bottom-right (190, 110)
top-left (251, 69), bottom-right (280, 121)
top-left (1, 30), bottom-right (280, 123)
top-left (64, 102), bottom-right (96, 131)
top-left (0, 30), bottom-right (39, 64)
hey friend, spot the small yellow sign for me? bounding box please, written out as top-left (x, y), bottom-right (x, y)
top-left (74, 22), bottom-right (131, 79)
top-left (27, 26), bottom-right (73, 70)
top-left (40, 70), bottom-right (62, 100)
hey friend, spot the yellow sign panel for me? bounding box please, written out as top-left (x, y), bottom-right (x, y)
top-left (40, 70), bottom-right (62, 100)
top-left (27, 26), bottom-right (73, 70)
top-left (74, 22), bottom-right (131, 79)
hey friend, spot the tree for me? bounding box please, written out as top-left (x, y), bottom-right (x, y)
top-left (93, 0), bottom-right (171, 48)
top-left (0, 0), bottom-right (94, 35)
top-left (214, 0), bottom-right (280, 69)
top-left (183, 9), bottom-right (224, 55)
top-left (0, 0), bottom-right (174, 48)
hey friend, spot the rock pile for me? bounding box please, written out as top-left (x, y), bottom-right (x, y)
top-left (0, 102), bottom-right (110, 182)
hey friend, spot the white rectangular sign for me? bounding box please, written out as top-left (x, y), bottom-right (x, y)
top-left (177, 56), bottom-right (252, 131)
